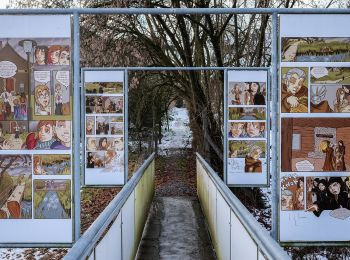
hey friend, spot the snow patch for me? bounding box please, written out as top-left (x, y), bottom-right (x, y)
top-left (158, 107), bottom-right (192, 155)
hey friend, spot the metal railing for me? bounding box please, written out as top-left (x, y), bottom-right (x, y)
top-left (64, 153), bottom-right (155, 260)
top-left (196, 153), bottom-right (290, 260)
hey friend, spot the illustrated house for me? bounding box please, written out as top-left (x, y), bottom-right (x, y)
top-left (0, 41), bottom-right (28, 95)
top-left (281, 118), bottom-right (350, 172)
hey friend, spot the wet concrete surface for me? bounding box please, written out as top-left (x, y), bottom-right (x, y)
top-left (136, 197), bottom-right (216, 260)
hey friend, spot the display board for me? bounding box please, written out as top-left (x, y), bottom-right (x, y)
top-left (279, 14), bottom-right (350, 243)
top-left (82, 69), bottom-right (126, 186)
top-left (225, 69), bottom-right (269, 186)
top-left (0, 15), bottom-right (73, 244)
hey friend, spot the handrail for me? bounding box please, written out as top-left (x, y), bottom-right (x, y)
top-left (196, 153), bottom-right (290, 260)
top-left (64, 152), bottom-right (155, 260)
top-left (1, 8), bottom-right (350, 15)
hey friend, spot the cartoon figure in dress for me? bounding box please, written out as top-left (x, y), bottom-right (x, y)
top-left (35, 85), bottom-right (51, 115)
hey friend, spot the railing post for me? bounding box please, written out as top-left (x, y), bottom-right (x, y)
top-left (73, 11), bottom-right (81, 243)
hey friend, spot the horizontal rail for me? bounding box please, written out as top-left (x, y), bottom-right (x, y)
top-left (0, 8), bottom-right (350, 15)
top-left (196, 153), bottom-right (290, 260)
top-left (64, 152), bottom-right (155, 260)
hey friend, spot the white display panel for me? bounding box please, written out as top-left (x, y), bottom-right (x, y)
top-left (226, 70), bottom-right (269, 186)
top-left (0, 15), bottom-right (73, 244)
top-left (83, 69), bottom-right (125, 186)
top-left (279, 14), bottom-right (350, 243)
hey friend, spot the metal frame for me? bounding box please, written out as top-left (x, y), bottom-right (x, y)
top-left (80, 67), bottom-right (128, 187)
top-left (224, 67), bottom-right (271, 188)
top-left (0, 7), bottom-right (349, 248)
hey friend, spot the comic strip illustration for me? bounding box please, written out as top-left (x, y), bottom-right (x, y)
top-left (34, 179), bottom-right (71, 219)
top-left (85, 82), bottom-right (123, 94)
top-left (228, 82), bottom-right (266, 105)
top-left (0, 155), bottom-right (32, 219)
top-left (282, 37), bottom-right (350, 62)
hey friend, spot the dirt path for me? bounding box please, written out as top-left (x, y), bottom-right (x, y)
top-left (136, 148), bottom-right (216, 260)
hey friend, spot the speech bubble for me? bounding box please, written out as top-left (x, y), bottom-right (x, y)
top-left (0, 61), bottom-right (17, 78)
top-left (56, 71), bottom-right (70, 87)
top-left (311, 67), bottom-right (328, 79)
top-left (34, 70), bottom-right (50, 83)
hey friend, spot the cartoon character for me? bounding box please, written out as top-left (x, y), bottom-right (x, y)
top-left (244, 145), bottom-right (263, 173)
top-left (281, 189), bottom-right (293, 210)
top-left (320, 140), bottom-right (335, 171)
top-left (25, 120), bottom-right (55, 150)
top-left (35, 85), bottom-right (51, 115)
top-left (310, 85), bottom-right (332, 113)
top-left (87, 138), bottom-right (97, 151)
top-left (54, 83), bottom-right (63, 115)
top-left (335, 140), bottom-right (346, 171)
top-left (334, 88), bottom-right (349, 112)
top-left (86, 152), bottom-right (95, 168)
top-left (34, 46), bottom-right (48, 65)
top-left (59, 46), bottom-right (70, 65)
top-left (245, 122), bottom-right (265, 138)
top-left (292, 178), bottom-right (304, 210)
top-left (281, 68), bottom-right (308, 113)
top-left (33, 156), bottom-right (47, 175)
top-left (51, 120), bottom-right (71, 149)
top-left (86, 118), bottom-right (94, 135)
top-left (230, 84), bottom-right (241, 105)
top-left (228, 122), bottom-right (245, 138)
top-left (48, 45), bottom-right (61, 65)
top-left (98, 137), bottom-right (108, 150)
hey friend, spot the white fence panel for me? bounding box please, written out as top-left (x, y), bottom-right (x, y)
top-left (208, 177), bottom-right (217, 246)
top-left (95, 213), bottom-right (122, 260)
top-left (216, 192), bottom-right (231, 260)
top-left (122, 191), bottom-right (135, 260)
top-left (230, 211), bottom-right (257, 260)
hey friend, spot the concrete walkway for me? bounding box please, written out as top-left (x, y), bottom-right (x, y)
top-left (136, 197), bottom-right (216, 260)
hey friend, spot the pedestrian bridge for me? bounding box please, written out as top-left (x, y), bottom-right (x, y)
top-left (64, 153), bottom-right (290, 260)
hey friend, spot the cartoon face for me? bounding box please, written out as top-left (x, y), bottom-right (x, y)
top-left (287, 73), bottom-right (304, 95)
top-left (319, 182), bottom-right (325, 191)
top-left (230, 123), bottom-right (244, 138)
top-left (50, 50), bottom-right (60, 64)
top-left (114, 138), bottom-right (123, 151)
top-left (35, 48), bottom-right (46, 64)
top-left (329, 182), bottom-right (341, 195)
top-left (38, 124), bottom-right (53, 142)
top-left (86, 120), bottom-right (93, 132)
top-left (282, 194), bottom-right (293, 210)
top-left (59, 50), bottom-right (69, 65)
top-left (37, 89), bottom-right (50, 108)
top-left (250, 82), bottom-right (259, 94)
top-left (251, 148), bottom-right (262, 160)
top-left (55, 121), bottom-right (70, 144)
top-left (298, 191), bottom-right (304, 203)
top-left (246, 122), bottom-right (264, 137)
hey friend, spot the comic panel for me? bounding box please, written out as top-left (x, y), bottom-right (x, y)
top-left (33, 154), bottom-right (71, 175)
top-left (33, 71), bottom-right (51, 116)
top-left (86, 116), bottom-right (95, 135)
top-left (306, 176), bottom-right (350, 219)
top-left (281, 118), bottom-right (350, 172)
top-left (0, 121), bottom-right (28, 150)
top-left (281, 37), bottom-right (350, 62)
top-left (85, 82), bottom-right (123, 94)
top-left (228, 140), bottom-right (266, 173)
top-left (27, 120), bottom-right (71, 150)
top-left (228, 121), bottom-right (266, 138)
top-left (0, 155), bottom-right (32, 219)
top-left (53, 71), bottom-right (70, 116)
top-left (86, 151), bottom-right (105, 169)
top-left (96, 116), bottom-right (110, 135)
top-left (85, 96), bottom-right (123, 114)
top-left (281, 67), bottom-right (309, 113)
top-left (86, 137), bottom-right (123, 152)
top-left (311, 84), bottom-right (350, 113)
top-left (35, 45), bottom-right (70, 66)
top-left (311, 67), bottom-right (350, 85)
top-left (281, 175), bottom-right (305, 211)
top-left (228, 107), bottom-right (266, 120)
top-left (34, 179), bottom-right (71, 219)
top-left (228, 82), bottom-right (266, 105)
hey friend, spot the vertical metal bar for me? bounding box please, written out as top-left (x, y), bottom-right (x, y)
top-left (270, 12), bottom-right (278, 241)
top-left (124, 69), bottom-right (129, 184)
top-left (73, 11), bottom-right (81, 242)
top-left (223, 69), bottom-right (228, 184)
